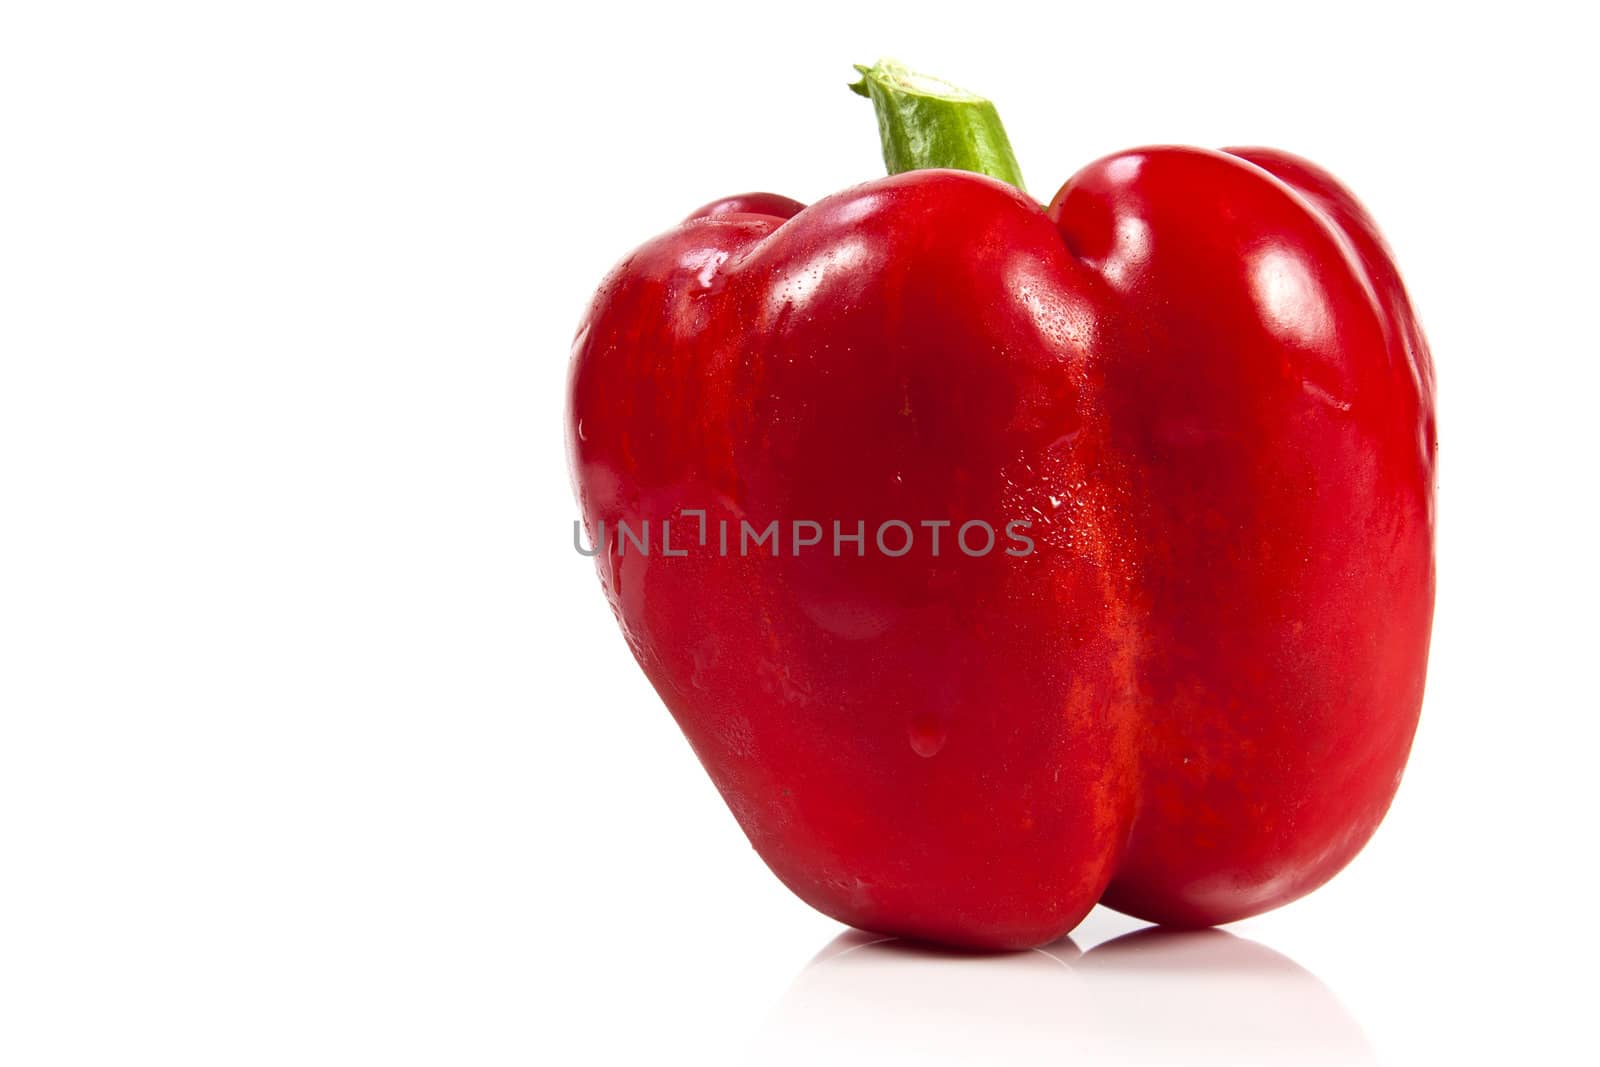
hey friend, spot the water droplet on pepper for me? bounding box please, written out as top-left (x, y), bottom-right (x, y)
top-left (908, 714), bottom-right (947, 758)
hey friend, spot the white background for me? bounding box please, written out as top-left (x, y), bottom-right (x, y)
top-left (2, 2), bottom-right (1595, 1064)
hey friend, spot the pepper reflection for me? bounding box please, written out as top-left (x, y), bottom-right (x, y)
top-left (755, 921), bottom-right (1374, 1065)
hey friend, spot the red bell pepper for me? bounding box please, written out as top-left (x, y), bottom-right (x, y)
top-left (567, 61), bottom-right (1435, 950)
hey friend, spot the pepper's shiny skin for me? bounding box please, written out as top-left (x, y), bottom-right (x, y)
top-left (567, 148), bottom-right (1435, 949)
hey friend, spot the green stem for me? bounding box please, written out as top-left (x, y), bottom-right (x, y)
top-left (848, 59), bottom-right (1025, 192)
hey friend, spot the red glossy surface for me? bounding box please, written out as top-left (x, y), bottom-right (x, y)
top-left (567, 148), bottom-right (1434, 949)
